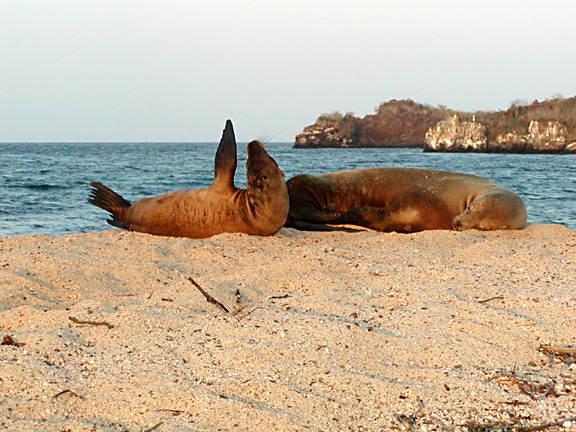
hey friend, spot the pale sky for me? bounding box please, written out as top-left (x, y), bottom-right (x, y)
top-left (1, 1), bottom-right (575, 142)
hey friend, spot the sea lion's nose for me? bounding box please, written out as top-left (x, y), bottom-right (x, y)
top-left (247, 140), bottom-right (264, 153)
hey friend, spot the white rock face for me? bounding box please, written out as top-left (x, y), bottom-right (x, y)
top-left (424, 115), bottom-right (487, 151)
top-left (526, 120), bottom-right (567, 151)
top-left (494, 120), bottom-right (568, 152)
top-left (564, 142), bottom-right (576, 153)
top-left (427, 116), bottom-right (572, 153)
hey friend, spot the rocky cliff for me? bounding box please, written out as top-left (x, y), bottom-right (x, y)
top-left (294, 100), bottom-right (450, 148)
top-left (294, 113), bottom-right (361, 148)
top-left (296, 96), bottom-right (576, 153)
top-left (425, 115), bottom-right (488, 152)
top-left (424, 116), bottom-right (575, 153)
top-left (425, 116), bottom-right (575, 153)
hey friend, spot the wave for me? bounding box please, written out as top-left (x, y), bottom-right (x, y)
top-left (21, 184), bottom-right (67, 190)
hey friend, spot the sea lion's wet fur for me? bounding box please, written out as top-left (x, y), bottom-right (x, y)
top-left (286, 167), bottom-right (526, 233)
top-left (88, 120), bottom-right (289, 239)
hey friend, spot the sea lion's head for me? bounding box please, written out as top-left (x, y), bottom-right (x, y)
top-left (452, 189), bottom-right (526, 231)
top-left (245, 140), bottom-right (289, 229)
top-left (246, 140), bottom-right (285, 189)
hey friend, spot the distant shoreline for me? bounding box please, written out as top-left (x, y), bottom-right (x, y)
top-left (294, 97), bottom-right (576, 153)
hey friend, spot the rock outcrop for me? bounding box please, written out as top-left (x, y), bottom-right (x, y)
top-left (359, 100), bottom-right (450, 147)
top-left (294, 100), bottom-right (450, 149)
top-left (424, 115), bottom-right (488, 152)
top-left (525, 120), bottom-right (567, 152)
top-left (492, 121), bottom-right (567, 152)
top-left (294, 113), bottom-right (361, 148)
top-left (296, 96), bottom-right (576, 153)
top-left (426, 118), bottom-right (574, 153)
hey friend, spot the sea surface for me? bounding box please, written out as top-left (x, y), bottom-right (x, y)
top-left (1, 142), bottom-right (575, 237)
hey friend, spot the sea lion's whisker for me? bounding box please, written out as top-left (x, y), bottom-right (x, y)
top-left (257, 130), bottom-right (278, 145)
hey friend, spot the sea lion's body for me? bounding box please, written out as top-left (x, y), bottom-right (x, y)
top-left (89, 120), bottom-right (289, 238)
top-left (286, 167), bottom-right (526, 232)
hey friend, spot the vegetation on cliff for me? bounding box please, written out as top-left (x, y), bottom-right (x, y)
top-left (479, 96), bottom-right (576, 144)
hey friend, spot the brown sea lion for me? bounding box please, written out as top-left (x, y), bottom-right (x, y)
top-left (88, 120), bottom-right (289, 238)
top-left (286, 167), bottom-right (526, 232)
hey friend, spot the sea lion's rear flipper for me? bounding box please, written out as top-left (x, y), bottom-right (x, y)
top-left (212, 119), bottom-right (237, 191)
top-left (87, 182), bottom-right (132, 228)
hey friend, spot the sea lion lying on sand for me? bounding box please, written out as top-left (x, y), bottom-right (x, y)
top-left (88, 120), bottom-right (289, 238)
top-left (286, 167), bottom-right (526, 233)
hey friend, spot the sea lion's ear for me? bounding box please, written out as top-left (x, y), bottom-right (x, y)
top-left (213, 119), bottom-right (237, 190)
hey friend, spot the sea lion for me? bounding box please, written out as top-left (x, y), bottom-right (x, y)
top-left (88, 120), bottom-right (289, 238)
top-left (286, 167), bottom-right (526, 232)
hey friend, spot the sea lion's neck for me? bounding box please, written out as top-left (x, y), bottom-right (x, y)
top-left (245, 175), bottom-right (289, 229)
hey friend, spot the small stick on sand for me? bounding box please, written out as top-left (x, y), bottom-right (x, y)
top-left (231, 305), bottom-right (249, 316)
top-left (521, 417), bottom-right (576, 432)
top-left (462, 416), bottom-right (576, 432)
top-left (539, 345), bottom-right (576, 356)
top-left (53, 389), bottom-right (85, 400)
top-left (478, 296), bottom-right (504, 304)
top-left (143, 422), bottom-right (163, 432)
top-left (394, 397), bottom-right (424, 431)
top-left (539, 345), bottom-right (576, 364)
top-left (68, 316), bottom-right (114, 329)
top-left (269, 294), bottom-right (290, 300)
top-left (493, 371), bottom-right (557, 400)
top-left (156, 409), bottom-right (184, 415)
top-left (188, 277), bottom-right (229, 313)
top-left (236, 307), bottom-right (258, 320)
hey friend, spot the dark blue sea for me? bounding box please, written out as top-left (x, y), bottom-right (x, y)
top-left (1, 142), bottom-right (575, 237)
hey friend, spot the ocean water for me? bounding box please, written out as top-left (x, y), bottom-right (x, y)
top-left (1, 142), bottom-right (575, 237)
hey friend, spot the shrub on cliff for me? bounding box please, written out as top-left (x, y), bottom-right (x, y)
top-left (360, 100), bottom-right (453, 147)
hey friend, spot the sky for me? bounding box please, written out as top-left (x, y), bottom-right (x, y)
top-left (1, 1), bottom-right (575, 142)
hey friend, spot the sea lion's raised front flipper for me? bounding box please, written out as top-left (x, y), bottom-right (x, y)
top-left (212, 119), bottom-right (237, 191)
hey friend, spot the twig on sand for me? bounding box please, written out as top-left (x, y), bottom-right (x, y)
top-left (231, 305), bottom-right (249, 316)
top-left (540, 345), bottom-right (576, 355)
top-left (492, 370), bottom-right (557, 400)
top-left (478, 296), bottom-right (504, 304)
top-left (461, 416), bottom-right (576, 432)
top-left (235, 307), bottom-right (258, 320)
top-left (394, 397), bottom-right (424, 431)
top-left (188, 277), bottom-right (229, 313)
top-left (539, 345), bottom-right (576, 364)
top-left (53, 389), bottom-right (85, 400)
top-left (143, 422), bottom-right (163, 432)
top-left (269, 294), bottom-right (290, 300)
top-left (393, 392), bottom-right (576, 432)
top-left (68, 316), bottom-right (114, 329)
top-left (156, 409), bottom-right (184, 416)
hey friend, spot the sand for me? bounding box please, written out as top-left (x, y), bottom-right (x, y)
top-left (1, 223), bottom-right (575, 431)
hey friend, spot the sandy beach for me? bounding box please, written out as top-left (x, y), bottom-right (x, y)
top-left (1, 223), bottom-right (575, 431)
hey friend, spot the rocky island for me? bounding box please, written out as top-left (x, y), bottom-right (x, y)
top-left (295, 96), bottom-right (576, 153)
